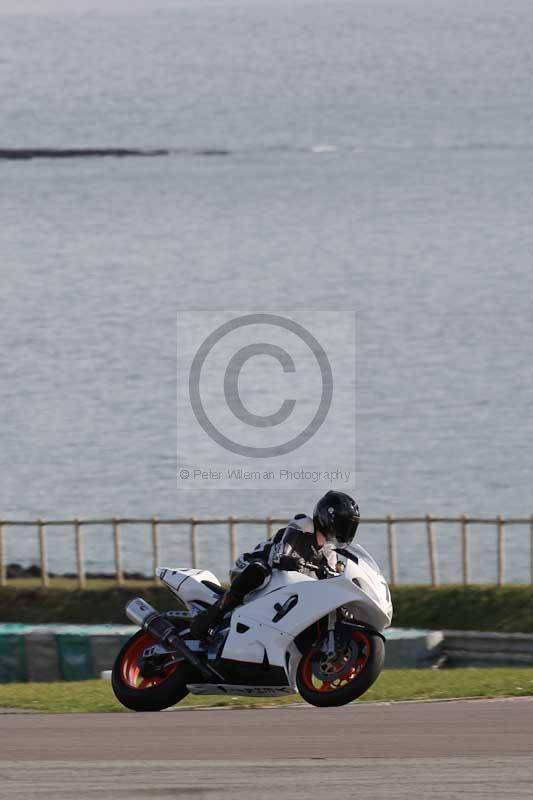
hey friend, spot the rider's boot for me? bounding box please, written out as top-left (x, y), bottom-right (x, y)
top-left (189, 590), bottom-right (240, 639)
top-left (189, 560), bottom-right (272, 640)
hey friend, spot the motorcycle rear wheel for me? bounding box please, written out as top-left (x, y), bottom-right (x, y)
top-left (296, 629), bottom-right (384, 708)
top-left (112, 630), bottom-right (193, 712)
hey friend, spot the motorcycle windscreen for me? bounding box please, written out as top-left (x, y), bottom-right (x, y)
top-left (337, 543), bottom-right (384, 576)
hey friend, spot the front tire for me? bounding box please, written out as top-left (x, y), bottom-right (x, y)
top-left (296, 629), bottom-right (385, 708)
top-left (112, 630), bottom-right (193, 712)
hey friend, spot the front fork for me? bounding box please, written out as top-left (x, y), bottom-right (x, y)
top-left (325, 610), bottom-right (337, 656)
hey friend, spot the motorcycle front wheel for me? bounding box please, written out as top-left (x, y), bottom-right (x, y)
top-left (296, 629), bottom-right (385, 708)
top-left (112, 629), bottom-right (193, 712)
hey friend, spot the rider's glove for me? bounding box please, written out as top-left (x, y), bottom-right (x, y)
top-left (316, 563), bottom-right (337, 580)
top-left (276, 554), bottom-right (306, 572)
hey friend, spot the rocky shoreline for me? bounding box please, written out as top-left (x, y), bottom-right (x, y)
top-left (5, 563), bottom-right (150, 581)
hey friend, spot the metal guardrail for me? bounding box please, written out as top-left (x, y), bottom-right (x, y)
top-left (1, 514), bottom-right (533, 589)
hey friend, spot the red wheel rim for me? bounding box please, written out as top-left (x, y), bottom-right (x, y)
top-left (301, 630), bottom-right (370, 693)
top-left (121, 632), bottom-right (180, 690)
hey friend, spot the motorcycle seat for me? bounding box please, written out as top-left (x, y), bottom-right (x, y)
top-left (202, 580), bottom-right (225, 596)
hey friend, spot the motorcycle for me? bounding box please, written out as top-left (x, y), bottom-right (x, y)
top-left (111, 543), bottom-right (392, 710)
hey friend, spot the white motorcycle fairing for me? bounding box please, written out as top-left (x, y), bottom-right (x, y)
top-left (157, 545), bottom-right (392, 690)
top-left (157, 568), bottom-right (223, 607)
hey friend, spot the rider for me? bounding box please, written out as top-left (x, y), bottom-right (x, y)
top-left (190, 490), bottom-right (360, 639)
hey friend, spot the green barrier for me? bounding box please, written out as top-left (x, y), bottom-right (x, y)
top-left (0, 627), bottom-right (138, 683)
top-left (56, 634), bottom-right (94, 681)
top-left (25, 633), bottom-right (60, 682)
top-left (0, 634), bottom-right (27, 683)
top-left (91, 634), bottom-right (130, 675)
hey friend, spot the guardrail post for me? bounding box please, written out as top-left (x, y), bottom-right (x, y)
top-left (229, 516), bottom-right (238, 565)
top-left (151, 518), bottom-right (161, 583)
top-left (530, 515), bottom-right (533, 585)
top-left (190, 518), bottom-right (198, 569)
top-left (387, 515), bottom-right (398, 585)
top-left (38, 520), bottom-right (49, 588)
top-left (0, 522), bottom-right (6, 586)
top-left (461, 515), bottom-right (470, 585)
top-left (112, 519), bottom-right (124, 586)
top-left (426, 513), bottom-right (439, 587)
top-left (74, 519), bottom-right (86, 589)
top-left (497, 515), bottom-right (505, 587)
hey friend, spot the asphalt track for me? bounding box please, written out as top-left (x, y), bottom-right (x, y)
top-left (1, 697), bottom-right (533, 799)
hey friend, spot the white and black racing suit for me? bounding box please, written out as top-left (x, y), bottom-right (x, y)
top-left (232, 513), bottom-right (338, 585)
top-left (190, 513), bottom-right (337, 638)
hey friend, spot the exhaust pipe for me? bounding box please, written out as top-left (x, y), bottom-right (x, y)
top-left (126, 597), bottom-right (187, 649)
top-left (126, 598), bottom-right (164, 628)
top-left (125, 597), bottom-right (221, 681)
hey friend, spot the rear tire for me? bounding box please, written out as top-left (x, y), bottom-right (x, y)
top-left (112, 630), bottom-right (193, 712)
top-left (296, 629), bottom-right (385, 708)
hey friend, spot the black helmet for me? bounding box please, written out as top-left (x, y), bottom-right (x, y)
top-left (313, 490), bottom-right (360, 545)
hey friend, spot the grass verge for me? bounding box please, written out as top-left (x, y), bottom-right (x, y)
top-left (1, 668), bottom-right (533, 713)
top-left (3, 584), bottom-right (533, 631)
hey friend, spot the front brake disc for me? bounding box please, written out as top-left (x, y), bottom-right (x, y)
top-left (313, 639), bottom-right (359, 681)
